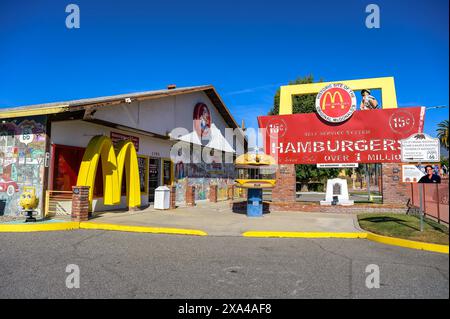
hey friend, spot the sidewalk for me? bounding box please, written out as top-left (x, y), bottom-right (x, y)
top-left (86, 201), bottom-right (363, 236)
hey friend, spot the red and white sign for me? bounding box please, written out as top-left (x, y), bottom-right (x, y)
top-left (258, 107), bottom-right (425, 164)
top-left (110, 132), bottom-right (139, 151)
top-left (315, 83), bottom-right (357, 123)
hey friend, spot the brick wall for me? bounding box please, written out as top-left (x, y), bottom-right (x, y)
top-left (381, 163), bottom-right (409, 205)
top-left (186, 185), bottom-right (196, 207)
top-left (71, 186), bottom-right (90, 222)
top-left (230, 200), bottom-right (407, 214)
top-left (209, 185), bottom-right (218, 203)
top-left (170, 186), bottom-right (176, 209)
top-left (271, 164), bottom-right (296, 202)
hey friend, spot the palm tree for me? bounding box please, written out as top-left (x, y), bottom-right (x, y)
top-left (437, 120), bottom-right (449, 150)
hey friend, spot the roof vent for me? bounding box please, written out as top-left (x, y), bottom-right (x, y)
top-left (167, 84), bottom-right (176, 90)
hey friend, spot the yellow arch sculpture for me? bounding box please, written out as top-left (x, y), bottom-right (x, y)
top-left (76, 135), bottom-right (141, 209)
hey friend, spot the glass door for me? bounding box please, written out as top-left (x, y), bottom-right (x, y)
top-left (148, 158), bottom-right (160, 202)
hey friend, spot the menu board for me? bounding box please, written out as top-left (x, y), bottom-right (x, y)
top-left (137, 156), bottom-right (148, 193)
top-left (148, 158), bottom-right (160, 201)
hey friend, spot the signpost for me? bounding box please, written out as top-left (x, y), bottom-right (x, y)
top-left (400, 133), bottom-right (441, 231)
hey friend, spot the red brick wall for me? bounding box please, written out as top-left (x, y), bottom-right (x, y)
top-left (186, 185), bottom-right (196, 207)
top-left (271, 164), bottom-right (296, 202)
top-left (381, 163), bottom-right (409, 205)
top-left (230, 200), bottom-right (406, 214)
top-left (71, 186), bottom-right (90, 222)
top-left (170, 186), bottom-right (176, 209)
top-left (209, 185), bottom-right (218, 203)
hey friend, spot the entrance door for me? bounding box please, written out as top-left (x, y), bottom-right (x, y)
top-left (162, 159), bottom-right (173, 186)
top-left (148, 158), bottom-right (160, 202)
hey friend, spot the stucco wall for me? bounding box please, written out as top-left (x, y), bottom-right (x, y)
top-left (92, 91), bottom-right (243, 151)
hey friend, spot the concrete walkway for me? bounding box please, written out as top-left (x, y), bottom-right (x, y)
top-left (87, 201), bottom-right (363, 236)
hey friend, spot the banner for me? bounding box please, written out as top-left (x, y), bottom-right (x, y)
top-left (258, 107), bottom-right (425, 164)
top-left (110, 131), bottom-right (139, 152)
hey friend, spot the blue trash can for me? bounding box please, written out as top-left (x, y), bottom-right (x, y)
top-left (247, 188), bottom-right (263, 217)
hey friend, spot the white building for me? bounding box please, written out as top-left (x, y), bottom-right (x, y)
top-left (0, 85), bottom-right (246, 217)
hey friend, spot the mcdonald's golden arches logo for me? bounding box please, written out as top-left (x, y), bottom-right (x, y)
top-left (315, 83), bottom-right (356, 123)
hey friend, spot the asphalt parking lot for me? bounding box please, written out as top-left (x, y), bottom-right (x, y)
top-left (0, 230), bottom-right (448, 299)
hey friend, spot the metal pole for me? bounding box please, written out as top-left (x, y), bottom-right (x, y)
top-left (366, 164), bottom-right (371, 202)
top-left (418, 161), bottom-right (423, 232)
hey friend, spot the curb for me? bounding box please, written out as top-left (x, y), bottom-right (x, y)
top-left (242, 231), bottom-right (367, 239)
top-left (79, 222), bottom-right (208, 236)
top-left (0, 222), bottom-right (79, 232)
top-left (365, 232), bottom-right (449, 254)
top-left (242, 231), bottom-right (449, 254)
top-left (1, 222), bottom-right (447, 254)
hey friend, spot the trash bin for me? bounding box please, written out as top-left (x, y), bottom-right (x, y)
top-left (154, 186), bottom-right (170, 210)
top-left (247, 188), bottom-right (263, 217)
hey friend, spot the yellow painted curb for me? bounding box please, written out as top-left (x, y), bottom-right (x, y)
top-left (242, 231), bottom-right (449, 254)
top-left (366, 232), bottom-right (449, 254)
top-left (79, 222), bottom-right (208, 236)
top-left (0, 222), bottom-right (80, 232)
top-left (242, 231), bottom-right (368, 239)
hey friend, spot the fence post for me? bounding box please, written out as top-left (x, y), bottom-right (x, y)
top-left (422, 184), bottom-right (426, 215)
top-left (436, 184), bottom-right (440, 224)
top-left (44, 190), bottom-right (50, 218)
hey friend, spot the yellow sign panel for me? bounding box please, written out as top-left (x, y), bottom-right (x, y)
top-left (279, 77), bottom-right (398, 115)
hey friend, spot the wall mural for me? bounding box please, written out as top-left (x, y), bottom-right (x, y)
top-left (173, 102), bottom-right (236, 203)
top-left (0, 116), bottom-right (47, 217)
top-left (175, 162), bottom-right (235, 202)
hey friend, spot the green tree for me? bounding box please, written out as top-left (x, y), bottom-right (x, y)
top-left (269, 74), bottom-right (318, 115)
top-left (440, 156), bottom-right (449, 169)
top-left (437, 119), bottom-right (449, 151)
top-left (269, 75), bottom-right (340, 189)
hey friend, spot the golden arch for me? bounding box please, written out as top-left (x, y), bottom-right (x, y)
top-left (76, 135), bottom-right (141, 209)
top-left (322, 91), bottom-right (345, 110)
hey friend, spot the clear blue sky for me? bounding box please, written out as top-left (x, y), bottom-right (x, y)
top-left (0, 0), bottom-right (448, 137)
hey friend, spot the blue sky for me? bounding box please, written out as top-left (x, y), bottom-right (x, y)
top-left (0, 0), bottom-right (448, 137)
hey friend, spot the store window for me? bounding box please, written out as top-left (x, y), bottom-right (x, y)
top-left (52, 145), bottom-right (84, 191)
top-left (52, 144), bottom-right (103, 197)
top-left (162, 159), bottom-right (173, 186)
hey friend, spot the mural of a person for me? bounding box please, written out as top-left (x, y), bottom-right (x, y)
top-left (175, 161), bottom-right (185, 180)
top-left (418, 165), bottom-right (441, 183)
top-left (193, 103), bottom-right (211, 138)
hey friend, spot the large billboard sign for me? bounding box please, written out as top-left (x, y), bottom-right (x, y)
top-left (258, 107), bottom-right (425, 164)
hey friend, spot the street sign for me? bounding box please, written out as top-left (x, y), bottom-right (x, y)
top-left (400, 133), bottom-right (440, 162)
top-left (317, 163), bottom-right (358, 168)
